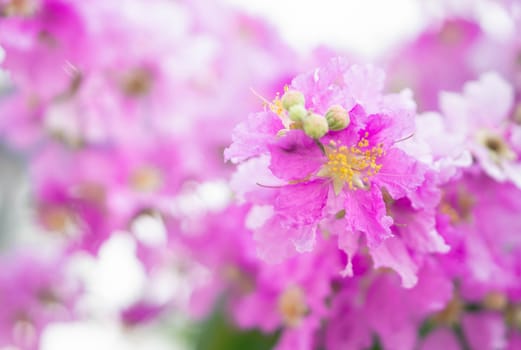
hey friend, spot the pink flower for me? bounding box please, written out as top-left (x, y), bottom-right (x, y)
top-left (437, 172), bottom-right (521, 300)
top-left (326, 260), bottom-right (453, 350)
top-left (0, 0), bottom-right (92, 99)
top-left (438, 72), bottom-right (521, 188)
top-left (0, 251), bottom-right (80, 350)
top-left (31, 138), bottom-right (186, 253)
top-left (226, 58), bottom-right (445, 286)
top-left (181, 204), bottom-right (341, 350)
top-left (386, 18), bottom-right (483, 111)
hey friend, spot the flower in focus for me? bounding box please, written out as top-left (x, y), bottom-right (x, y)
top-left (226, 58), bottom-right (449, 287)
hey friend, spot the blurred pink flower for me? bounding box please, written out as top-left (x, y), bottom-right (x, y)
top-left (0, 251), bottom-right (80, 350)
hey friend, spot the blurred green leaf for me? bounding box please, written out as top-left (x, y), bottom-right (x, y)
top-left (194, 304), bottom-right (279, 350)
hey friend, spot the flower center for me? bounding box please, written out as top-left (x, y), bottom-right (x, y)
top-left (222, 265), bottom-right (255, 294)
top-left (482, 291), bottom-right (508, 311)
top-left (439, 21), bottom-right (464, 45)
top-left (478, 131), bottom-right (515, 162)
top-left (1, 0), bottom-right (38, 17)
top-left (40, 205), bottom-right (75, 232)
top-left (513, 103), bottom-right (521, 124)
top-left (277, 286), bottom-right (308, 327)
top-left (318, 137), bottom-right (383, 194)
top-left (439, 189), bottom-right (474, 224)
top-left (37, 288), bottom-right (61, 307)
top-left (122, 68), bottom-right (153, 97)
top-left (130, 166), bottom-right (163, 192)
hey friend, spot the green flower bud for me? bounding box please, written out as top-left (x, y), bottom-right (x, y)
top-left (288, 105), bottom-right (307, 122)
top-left (325, 105), bottom-right (350, 131)
top-left (303, 113), bottom-right (328, 139)
top-left (281, 90), bottom-right (305, 111)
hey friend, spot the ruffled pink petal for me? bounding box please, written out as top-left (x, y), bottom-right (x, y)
top-left (374, 147), bottom-right (427, 203)
top-left (393, 205), bottom-right (449, 254)
top-left (224, 111), bottom-right (283, 163)
top-left (275, 180), bottom-right (329, 226)
top-left (344, 186), bottom-right (393, 247)
top-left (268, 130), bottom-right (324, 181)
top-left (370, 236), bottom-right (419, 288)
top-left (254, 216), bottom-right (316, 263)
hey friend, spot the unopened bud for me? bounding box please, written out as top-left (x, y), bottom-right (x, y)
top-left (288, 105), bottom-right (307, 122)
top-left (303, 113), bottom-right (328, 139)
top-left (281, 90), bottom-right (305, 111)
top-left (325, 105), bottom-right (350, 131)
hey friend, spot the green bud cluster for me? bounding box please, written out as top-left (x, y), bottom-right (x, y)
top-left (325, 105), bottom-right (350, 131)
top-left (280, 90), bottom-right (349, 139)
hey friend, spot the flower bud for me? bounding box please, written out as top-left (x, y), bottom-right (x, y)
top-left (288, 105), bottom-right (307, 122)
top-left (281, 90), bottom-right (305, 111)
top-left (325, 105), bottom-right (350, 131)
top-left (303, 113), bottom-right (328, 139)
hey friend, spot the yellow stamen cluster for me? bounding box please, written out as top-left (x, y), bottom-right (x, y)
top-left (478, 131), bottom-right (516, 163)
top-left (439, 189), bottom-right (474, 224)
top-left (318, 137), bottom-right (383, 195)
top-left (41, 206), bottom-right (73, 232)
top-left (277, 286), bottom-right (308, 327)
top-left (122, 68), bottom-right (153, 97)
top-left (439, 21), bottom-right (464, 45)
top-left (130, 166), bottom-right (164, 192)
top-left (222, 265), bottom-right (255, 294)
top-left (483, 291), bottom-right (508, 311)
top-left (1, 0), bottom-right (38, 17)
top-left (270, 93), bottom-right (286, 118)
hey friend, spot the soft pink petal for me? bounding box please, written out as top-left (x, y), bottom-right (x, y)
top-left (268, 130), bottom-right (324, 181)
top-left (344, 186), bottom-right (393, 247)
top-left (275, 180), bottom-right (329, 226)
top-left (462, 312), bottom-right (507, 350)
top-left (224, 111), bottom-right (283, 163)
top-left (370, 236), bottom-right (419, 288)
top-left (419, 329), bottom-right (460, 350)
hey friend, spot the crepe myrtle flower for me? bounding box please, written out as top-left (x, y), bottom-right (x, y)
top-left (179, 204), bottom-right (340, 350)
top-left (31, 137), bottom-right (188, 254)
top-left (386, 18), bottom-right (483, 112)
top-left (0, 0), bottom-right (91, 99)
top-left (439, 72), bottom-right (521, 188)
top-left (0, 251), bottom-right (80, 350)
top-left (226, 58), bottom-right (444, 286)
top-left (325, 260), bottom-right (453, 350)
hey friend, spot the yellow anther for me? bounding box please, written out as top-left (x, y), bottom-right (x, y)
top-left (317, 139), bottom-right (383, 195)
top-left (131, 166), bottom-right (164, 192)
top-left (277, 286), bottom-right (308, 328)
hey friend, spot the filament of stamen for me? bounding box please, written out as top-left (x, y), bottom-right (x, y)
top-left (317, 138), bottom-right (383, 194)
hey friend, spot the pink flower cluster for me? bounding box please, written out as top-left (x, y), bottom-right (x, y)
top-left (0, 0), bottom-right (521, 349)
top-left (225, 55), bottom-right (521, 348)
